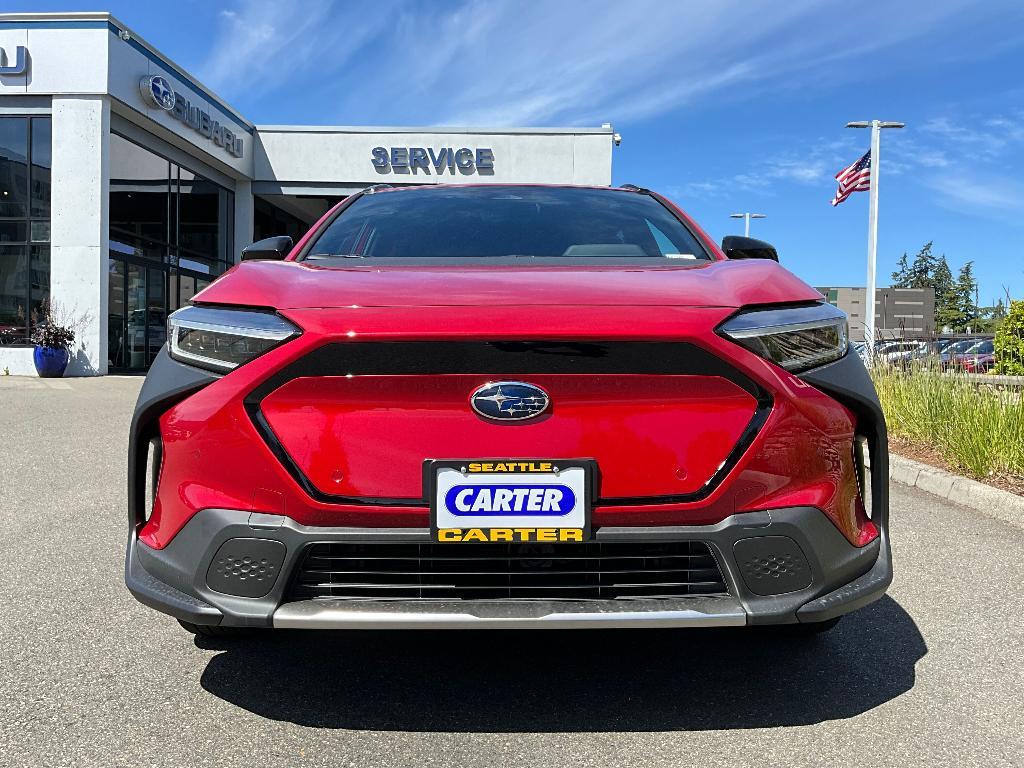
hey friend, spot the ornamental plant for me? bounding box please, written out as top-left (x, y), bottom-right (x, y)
top-left (994, 300), bottom-right (1024, 375)
top-left (30, 300), bottom-right (82, 351)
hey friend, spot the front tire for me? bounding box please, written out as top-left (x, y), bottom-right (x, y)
top-left (177, 619), bottom-right (251, 637)
top-left (783, 616), bottom-right (842, 636)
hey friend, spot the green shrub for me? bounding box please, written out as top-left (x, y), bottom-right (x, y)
top-left (994, 300), bottom-right (1024, 375)
top-left (871, 366), bottom-right (1024, 479)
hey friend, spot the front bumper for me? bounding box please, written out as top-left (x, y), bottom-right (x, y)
top-left (126, 504), bottom-right (890, 629)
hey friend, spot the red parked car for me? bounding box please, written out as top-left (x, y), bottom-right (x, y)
top-left (126, 184), bottom-right (890, 636)
top-left (956, 339), bottom-right (995, 373)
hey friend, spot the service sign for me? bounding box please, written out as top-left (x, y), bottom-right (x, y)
top-left (372, 146), bottom-right (494, 173)
top-left (428, 459), bottom-right (593, 543)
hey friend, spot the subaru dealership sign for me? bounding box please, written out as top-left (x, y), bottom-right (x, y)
top-left (140, 75), bottom-right (244, 159)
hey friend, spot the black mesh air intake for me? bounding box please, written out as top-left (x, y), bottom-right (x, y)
top-left (286, 540), bottom-right (728, 601)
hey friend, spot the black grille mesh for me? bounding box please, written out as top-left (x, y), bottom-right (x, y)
top-left (287, 540), bottom-right (728, 601)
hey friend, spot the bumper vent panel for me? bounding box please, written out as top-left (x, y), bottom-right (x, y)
top-left (287, 540), bottom-right (728, 602)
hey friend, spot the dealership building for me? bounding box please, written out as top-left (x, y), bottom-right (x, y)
top-left (0, 12), bottom-right (616, 375)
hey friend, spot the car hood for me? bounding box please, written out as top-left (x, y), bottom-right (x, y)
top-left (193, 258), bottom-right (823, 309)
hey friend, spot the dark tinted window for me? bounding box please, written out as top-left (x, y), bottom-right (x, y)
top-left (305, 186), bottom-right (709, 263)
top-left (0, 116), bottom-right (50, 345)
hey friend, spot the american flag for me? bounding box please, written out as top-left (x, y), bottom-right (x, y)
top-left (831, 150), bottom-right (871, 206)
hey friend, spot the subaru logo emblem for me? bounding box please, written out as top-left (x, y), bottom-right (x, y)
top-left (470, 382), bottom-right (550, 421)
top-left (140, 75), bottom-right (175, 111)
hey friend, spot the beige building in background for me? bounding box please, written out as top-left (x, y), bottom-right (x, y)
top-left (817, 286), bottom-right (936, 342)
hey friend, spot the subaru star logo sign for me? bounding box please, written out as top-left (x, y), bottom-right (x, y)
top-left (140, 75), bottom-right (175, 111)
top-left (470, 382), bottom-right (550, 421)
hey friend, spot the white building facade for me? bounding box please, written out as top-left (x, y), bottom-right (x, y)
top-left (0, 12), bottom-right (615, 375)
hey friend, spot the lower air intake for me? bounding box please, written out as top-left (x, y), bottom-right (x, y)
top-left (286, 540), bottom-right (728, 601)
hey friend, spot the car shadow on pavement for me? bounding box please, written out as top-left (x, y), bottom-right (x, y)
top-left (197, 594), bottom-right (925, 732)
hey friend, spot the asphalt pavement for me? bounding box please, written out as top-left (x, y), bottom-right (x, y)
top-left (0, 375), bottom-right (1021, 767)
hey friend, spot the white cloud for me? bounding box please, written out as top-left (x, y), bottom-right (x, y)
top-left (919, 113), bottom-right (1024, 161)
top-left (668, 135), bottom-right (859, 200)
top-left (199, 0), bottom-right (398, 98)
top-left (927, 173), bottom-right (1024, 215)
top-left (198, 0), bottom-right (1019, 127)
top-left (671, 107), bottom-right (1024, 209)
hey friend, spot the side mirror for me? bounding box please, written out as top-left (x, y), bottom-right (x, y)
top-left (241, 235), bottom-right (294, 261)
top-left (721, 235), bottom-right (778, 262)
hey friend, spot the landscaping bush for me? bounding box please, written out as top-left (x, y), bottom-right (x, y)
top-left (994, 299), bottom-right (1024, 375)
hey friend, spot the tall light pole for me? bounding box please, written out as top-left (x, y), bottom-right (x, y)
top-left (845, 120), bottom-right (904, 349)
top-left (729, 212), bottom-right (766, 238)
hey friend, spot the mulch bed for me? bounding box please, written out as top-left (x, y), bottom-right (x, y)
top-left (889, 435), bottom-right (1024, 497)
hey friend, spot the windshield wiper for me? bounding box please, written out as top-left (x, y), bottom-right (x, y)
top-left (306, 253), bottom-right (368, 260)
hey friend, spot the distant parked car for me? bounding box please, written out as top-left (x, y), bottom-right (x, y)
top-left (877, 341), bottom-right (924, 366)
top-left (889, 341), bottom-right (930, 367)
top-left (958, 339), bottom-right (995, 373)
top-left (904, 339), bottom-right (955, 367)
top-left (940, 339), bottom-right (983, 369)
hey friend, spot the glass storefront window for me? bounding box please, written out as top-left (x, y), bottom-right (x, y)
top-left (31, 119), bottom-right (51, 219)
top-left (0, 245), bottom-right (29, 345)
top-left (29, 245), bottom-right (50, 323)
top-left (109, 133), bottom-right (170, 246)
top-left (107, 132), bottom-right (234, 371)
top-left (179, 167), bottom-right (234, 263)
top-left (0, 116), bottom-right (51, 345)
top-left (107, 259), bottom-right (126, 369)
top-left (0, 119), bottom-right (29, 218)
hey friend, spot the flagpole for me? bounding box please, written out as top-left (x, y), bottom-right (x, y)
top-left (845, 119), bottom-right (905, 360)
top-left (865, 120), bottom-right (881, 351)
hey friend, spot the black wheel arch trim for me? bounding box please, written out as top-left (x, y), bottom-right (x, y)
top-left (128, 346), bottom-right (220, 532)
top-left (798, 349), bottom-right (890, 533)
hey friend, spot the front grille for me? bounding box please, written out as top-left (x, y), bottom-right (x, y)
top-left (286, 540), bottom-right (728, 601)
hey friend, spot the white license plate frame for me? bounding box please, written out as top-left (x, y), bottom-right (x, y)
top-left (425, 459), bottom-right (595, 542)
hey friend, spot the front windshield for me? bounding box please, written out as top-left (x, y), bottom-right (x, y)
top-left (302, 186), bottom-right (711, 265)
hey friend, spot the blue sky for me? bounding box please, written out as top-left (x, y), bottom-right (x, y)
top-left (22, 0), bottom-right (1024, 303)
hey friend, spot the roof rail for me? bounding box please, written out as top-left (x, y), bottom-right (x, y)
top-left (363, 183), bottom-right (394, 195)
top-left (619, 183), bottom-right (651, 193)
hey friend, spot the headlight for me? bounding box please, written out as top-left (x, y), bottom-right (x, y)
top-left (167, 306), bottom-right (300, 372)
top-left (718, 303), bottom-right (848, 373)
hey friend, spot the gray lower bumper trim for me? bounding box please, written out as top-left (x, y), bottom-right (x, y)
top-left (272, 597), bottom-right (747, 629)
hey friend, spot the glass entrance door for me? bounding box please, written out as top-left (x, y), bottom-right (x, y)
top-left (108, 255), bottom-right (166, 372)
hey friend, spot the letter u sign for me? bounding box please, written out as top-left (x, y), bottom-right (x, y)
top-left (0, 46), bottom-right (29, 76)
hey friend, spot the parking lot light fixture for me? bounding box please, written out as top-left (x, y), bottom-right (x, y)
top-left (729, 212), bottom-right (766, 237)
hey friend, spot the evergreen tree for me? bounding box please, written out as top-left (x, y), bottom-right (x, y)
top-left (908, 241), bottom-right (936, 289)
top-left (976, 298), bottom-right (1008, 334)
top-left (952, 261), bottom-right (979, 331)
top-left (932, 255), bottom-right (958, 330)
top-left (891, 252), bottom-right (911, 287)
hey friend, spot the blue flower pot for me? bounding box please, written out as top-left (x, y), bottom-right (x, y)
top-left (33, 346), bottom-right (70, 378)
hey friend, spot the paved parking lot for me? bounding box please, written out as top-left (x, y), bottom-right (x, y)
top-left (0, 375), bottom-right (1021, 767)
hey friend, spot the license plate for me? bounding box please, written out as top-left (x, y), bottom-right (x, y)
top-left (426, 459), bottom-right (594, 543)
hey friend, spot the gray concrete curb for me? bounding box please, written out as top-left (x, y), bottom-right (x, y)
top-left (891, 453), bottom-right (1024, 531)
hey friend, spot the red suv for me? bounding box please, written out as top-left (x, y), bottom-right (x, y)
top-left (126, 184), bottom-right (890, 636)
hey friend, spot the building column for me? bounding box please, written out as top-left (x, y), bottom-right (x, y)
top-left (49, 95), bottom-right (110, 375)
top-left (233, 178), bottom-right (254, 263)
